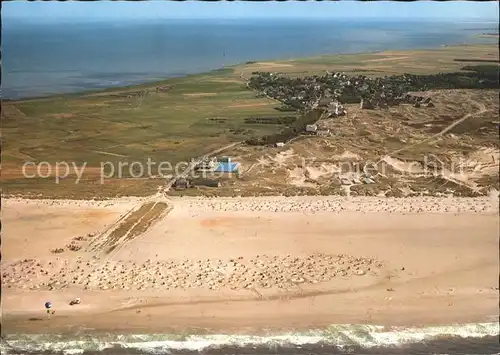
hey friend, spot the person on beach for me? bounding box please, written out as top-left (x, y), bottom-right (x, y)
top-left (44, 301), bottom-right (55, 319)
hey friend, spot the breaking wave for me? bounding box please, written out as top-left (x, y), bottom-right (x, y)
top-left (1, 322), bottom-right (498, 355)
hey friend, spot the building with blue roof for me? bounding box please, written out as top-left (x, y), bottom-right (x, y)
top-left (215, 162), bottom-right (239, 173)
top-left (214, 157), bottom-right (239, 173)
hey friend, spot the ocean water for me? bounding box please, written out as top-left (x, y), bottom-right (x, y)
top-left (2, 18), bottom-right (498, 99)
top-left (1, 322), bottom-right (499, 355)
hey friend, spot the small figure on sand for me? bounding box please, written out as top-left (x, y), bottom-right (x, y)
top-left (44, 301), bottom-right (55, 319)
top-left (69, 297), bottom-right (81, 306)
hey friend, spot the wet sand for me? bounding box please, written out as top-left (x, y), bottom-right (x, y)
top-left (2, 195), bottom-right (499, 334)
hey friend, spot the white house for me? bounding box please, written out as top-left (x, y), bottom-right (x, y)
top-left (305, 124), bottom-right (318, 134)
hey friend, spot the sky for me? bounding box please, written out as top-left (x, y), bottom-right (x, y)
top-left (3, 1), bottom-right (499, 22)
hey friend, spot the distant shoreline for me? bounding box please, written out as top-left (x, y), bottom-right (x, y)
top-left (5, 40), bottom-right (497, 103)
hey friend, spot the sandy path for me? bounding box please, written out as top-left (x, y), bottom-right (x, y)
top-left (249, 62), bottom-right (295, 68)
top-left (89, 150), bottom-right (128, 157)
top-left (378, 96), bottom-right (488, 164)
top-left (183, 92), bottom-right (217, 97)
top-left (365, 56), bottom-right (410, 62)
top-left (228, 102), bottom-right (272, 108)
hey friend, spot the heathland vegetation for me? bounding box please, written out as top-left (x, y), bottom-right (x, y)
top-left (2, 43), bottom-right (498, 198)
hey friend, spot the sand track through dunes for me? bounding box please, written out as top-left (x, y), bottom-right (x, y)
top-left (88, 200), bottom-right (171, 255)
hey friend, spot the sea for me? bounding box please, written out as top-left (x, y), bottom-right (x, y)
top-left (1, 322), bottom-right (499, 355)
top-left (2, 18), bottom-right (498, 100)
top-left (2, 17), bottom-right (500, 355)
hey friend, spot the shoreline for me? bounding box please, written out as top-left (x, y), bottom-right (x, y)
top-left (5, 40), bottom-right (496, 103)
top-left (3, 295), bottom-right (498, 336)
top-left (3, 321), bottom-right (500, 336)
top-left (2, 322), bottom-right (499, 355)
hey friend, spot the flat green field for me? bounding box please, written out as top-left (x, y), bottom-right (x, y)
top-left (236, 43), bottom-right (499, 77)
top-left (2, 69), bottom-right (290, 197)
top-left (3, 43), bottom-right (498, 198)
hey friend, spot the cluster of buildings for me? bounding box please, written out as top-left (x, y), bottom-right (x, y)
top-left (247, 71), bottom-right (444, 112)
top-left (193, 156), bottom-right (240, 174)
top-left (247, 67), bottom-right (499, 145)
top-left (173, 156), bottom-right (240, 190)
top-left (249, 66), bottom-right (499, 114)
top-left (248, 71), bottom-right (447, 144)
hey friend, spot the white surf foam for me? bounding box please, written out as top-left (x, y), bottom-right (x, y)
top-left (1, 322), bottom-right (498, 354)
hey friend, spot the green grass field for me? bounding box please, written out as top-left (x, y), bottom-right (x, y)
top-left (3, 43), bottom-right (498, 198)
top-left (2, 69), bottom-right (293, 197)
top-left (236, 43), bottom-right (498, 77)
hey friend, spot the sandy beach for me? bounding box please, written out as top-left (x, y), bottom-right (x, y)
top-left (2, 194), bottom-right (499, 335)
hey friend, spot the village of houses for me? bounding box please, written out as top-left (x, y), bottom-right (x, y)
top-left (171, 67), bottom-right (497, 197)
